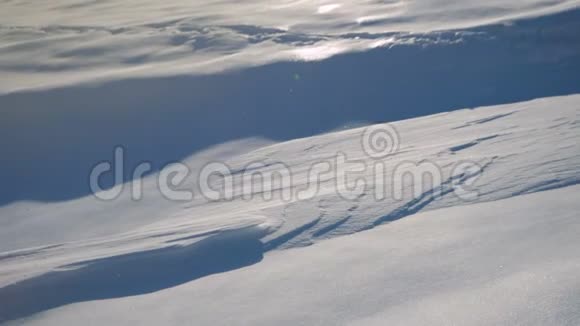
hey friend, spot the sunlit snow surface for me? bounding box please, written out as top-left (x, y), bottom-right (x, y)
top-left (1, 0), bottom-right (579, 92)
top-left (1, 1), bottom-right (580, 324)
top-left (0, 94), bottom-right (579, 323)
top-left (14, 186), bottom-right (580, 325)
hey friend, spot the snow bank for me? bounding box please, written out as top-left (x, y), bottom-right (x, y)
top-left (7, 184), bottom-right (580, 325)
top-left (1, 0), bottom-right (579, 92)
top-left (2, 8), bottom-right (580, 206)
top-left (0, 94), bottom-right (578, 301)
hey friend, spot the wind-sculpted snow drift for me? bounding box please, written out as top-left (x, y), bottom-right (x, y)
top-left (1, 1), bottom-right (580, 325)
top-left (2, 8), bottom-right (580, 206)
top-left (0, 94), bottom-right (579, 323)
top-left (9, 186), bottom-right (579, 326)
top-left (1, 0), bottom-right (579, 92)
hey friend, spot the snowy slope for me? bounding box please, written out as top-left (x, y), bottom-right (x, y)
top-left (2, 6), bottom-right (580, 208)
top-left (1, 0), bottom-right (579, 92)
top-left (10, 185), bottom-right (580, 326)
top-left (0, 94), bottom-right (579, 324)
top-left (1, 2), bottom-right (580, 324)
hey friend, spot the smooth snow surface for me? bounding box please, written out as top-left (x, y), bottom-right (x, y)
top-left (0, 94), bottom-right (579, 324)
top-left (1, 0), bottom-right (579, 92)
top-left (12, 185), bottom-right (580, 326)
